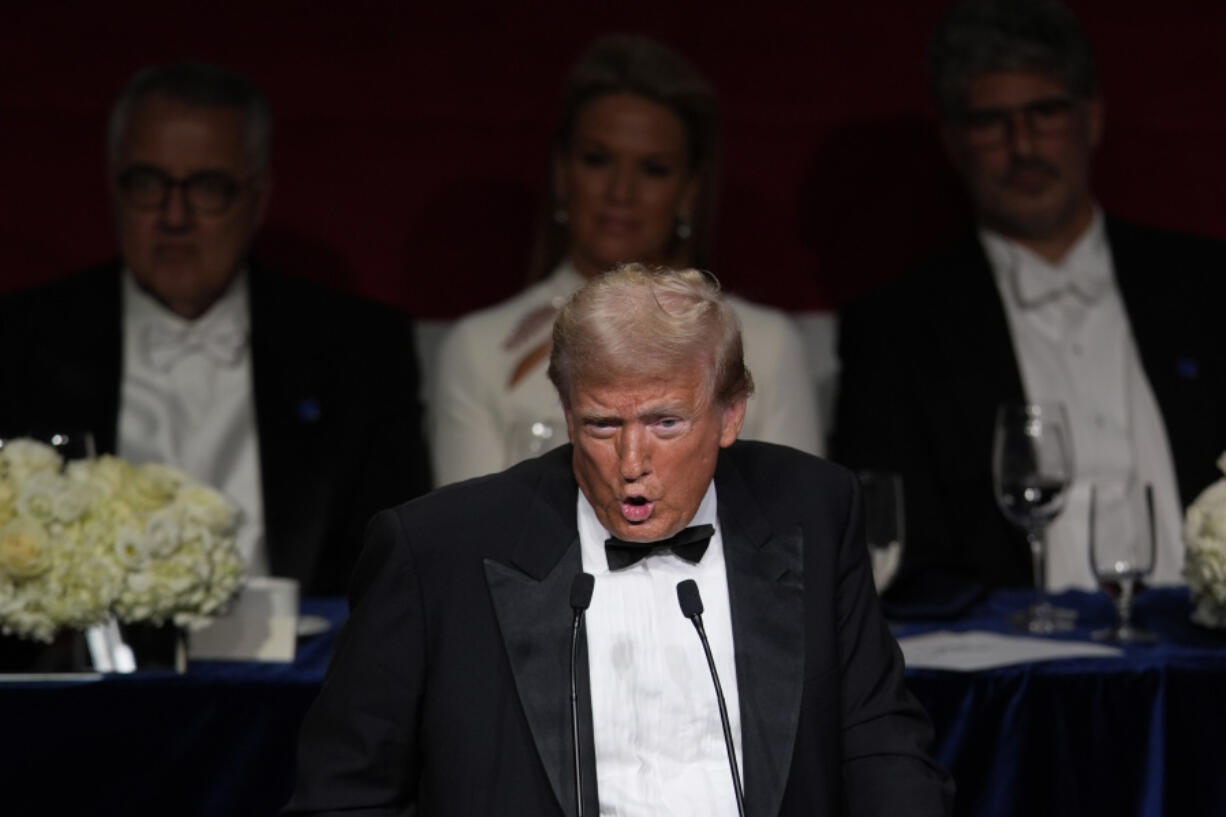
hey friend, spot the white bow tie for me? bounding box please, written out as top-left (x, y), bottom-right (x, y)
top-left (143, 319), bottom-right (248, 371)
top-left (1012, 259), bottom-right (1111, 308)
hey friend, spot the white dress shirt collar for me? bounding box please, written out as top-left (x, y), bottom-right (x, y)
top-left (982, 208), bottom-right (1112, 311)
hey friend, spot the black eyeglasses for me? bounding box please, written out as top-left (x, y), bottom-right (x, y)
top-left (957, 96), bottom-right (1079, 148)
top-left (115, 165), bottom-right (257, 214)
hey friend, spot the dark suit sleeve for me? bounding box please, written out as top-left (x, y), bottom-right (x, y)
top-left (833, 477), bottom-right (954, 816)
top-left (284, 510), bottom-right (424, 816)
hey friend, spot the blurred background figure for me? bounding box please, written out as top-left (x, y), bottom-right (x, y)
top-left (0, 62), bottom-right (432, 595)
top-left (832, 0), bottom-right (1226, 595)
top-left (430, 34), bottom-right (822, 487)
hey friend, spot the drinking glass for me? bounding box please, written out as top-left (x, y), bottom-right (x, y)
top-left (992, 402), bottom-right (1076, 633)
top-left (40, 430), bottom-right (97, 463)
top-left (859, 471), bottom-right (905, 593)
top-left (508, 418), bottom-right (561, 464)
top-left (0, 429), bottom-right (96, 466)
top-left (1089, 480), bottom-right (1157, 643)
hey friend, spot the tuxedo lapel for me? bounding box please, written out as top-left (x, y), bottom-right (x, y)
top-left (716, 453), bottom-right (805, 817)
top-left (247, 267), bottom-right (332, 581)
top-left (483, 452), bottom-right (597, 817)
top-left (936, 233), bottom-right (1027, 429)
top-left (1107, 218), bottom-right (1217, 503)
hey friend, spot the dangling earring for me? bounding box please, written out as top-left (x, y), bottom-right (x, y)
top-left (554, 200), bottom-right (569, 225)
top-left (675, 215), bottom-right (692, 240)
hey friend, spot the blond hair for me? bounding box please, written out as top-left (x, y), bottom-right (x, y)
top-left (548, 264), bottom-right (753, 408)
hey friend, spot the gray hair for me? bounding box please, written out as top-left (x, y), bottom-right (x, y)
top-left (928, 0), bottom-right (1097, 120)
top-left (107, 62), bottom-right (273, 171)
top-left (547, 264), bottom-right (753, 408)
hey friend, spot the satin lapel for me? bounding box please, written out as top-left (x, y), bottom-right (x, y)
top-left (1107, 218), bottom-right (1214, 502)
top-left (716, 453), bottom-right (805, 817)
top-left (939, 232), bottom-right (1026, 425)
top-left (483, 451), bottom-right (597, 817)
top-left (248, 267), bottom-right (328, 581)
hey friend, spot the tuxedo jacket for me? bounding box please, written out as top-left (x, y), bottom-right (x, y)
top-left (0, 262), bottom-right (432, 595)
top-left (832, 218), bottom-right (1226, 590)
top-left (285, 442), bottom-right (952, 817)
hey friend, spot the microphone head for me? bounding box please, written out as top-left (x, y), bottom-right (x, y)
top-left (570, 572), bottom-right (595, 611)
top-left (676, 579), bottom-right (704, 619)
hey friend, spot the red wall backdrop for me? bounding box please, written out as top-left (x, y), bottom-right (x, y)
top-left (2, 1), bottom-right (1223, 318)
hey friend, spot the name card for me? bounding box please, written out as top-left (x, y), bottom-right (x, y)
top-left (189, 577), bottom-right (299, 663)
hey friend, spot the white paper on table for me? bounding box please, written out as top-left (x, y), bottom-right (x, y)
top-left (898, 629), bottom-right (1123, 671)
top-left (189, 577), bottom-right (299, 663)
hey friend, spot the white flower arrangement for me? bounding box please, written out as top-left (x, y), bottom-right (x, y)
top-left (0, 439), bottom-right (244, 643)
top-left (1184, 451), bottom-right (1226, 629)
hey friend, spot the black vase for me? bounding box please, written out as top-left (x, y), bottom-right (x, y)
top-left (0, 629), bottom-right (92, 673)
top-left (0, 622), bottom-right (187, 674)
top-left (117, 621), bottom-right (188, 673)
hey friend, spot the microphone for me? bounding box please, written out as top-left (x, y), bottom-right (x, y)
top-left (676, 579), bottom-right (746, 817)
top-left (569, 572), bottom-right (595, 817)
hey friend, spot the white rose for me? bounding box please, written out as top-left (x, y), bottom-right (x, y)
top-left (178, 484), bottom-right (239, 532)
top-left (122, 463), bottom-right (188, 512)
top-left (0, 439), bottom-right (62, 483)
top-left (144, 509), bottom-right (183, 557)
top-left (112, 525), bottom-right (149, 568)
top-left (0, 517), bottom-right (53, 579)
top-left (0, 479), bottom-right (15, 524)
top-left (15, 470), bottom-right (64, 522)
top-left (66, 456), bottom-right (127, 503)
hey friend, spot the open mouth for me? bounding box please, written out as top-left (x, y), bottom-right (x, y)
top-left (620, 495), bottom-right (654, 523)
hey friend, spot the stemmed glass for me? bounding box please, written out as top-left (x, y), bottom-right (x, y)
top-left (0, 429), bottom-right (96, 465)
top-left (992, 402), bottom-right (1076, 633)
top-left (1089, 480), bottom-right (1157, 642)
top-left (40, 430), bottom-right (97, 463)
top-left (859, 471), bottom-right (905, 593)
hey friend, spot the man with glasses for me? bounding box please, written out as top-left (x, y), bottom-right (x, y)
top-left (0, 62), bottom-right (431, 595)
top-left (833, 0), bottom-right (1226, 597)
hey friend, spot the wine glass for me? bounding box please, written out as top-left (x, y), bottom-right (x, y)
top-left (39, 430), bottom-right (97, 463)
top-left (0, 429), bottom-right (96, 467)
top-left (859, 471), bottom-right (905, 593)
top-left (1089, 479), bottom-right (1157, 643)
top-left (992, 402), bottom-right (1076, 633)
top-left (508, 418), bottom-right (562, 464)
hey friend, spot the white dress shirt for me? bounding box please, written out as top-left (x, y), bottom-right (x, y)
top-left (118, 271), bottom-right (267, 576)
top-left (578, 483), bottom-right (743, 817)
top-left (983, 211), bottom-right (1184, 588)
top-left (431, 261), bottom-right (823, 487)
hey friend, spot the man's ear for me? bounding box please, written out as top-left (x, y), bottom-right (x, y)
top-left (719, 395), bottom-right (747, 448)
top-left (563, 404), bottom-right (576, 443)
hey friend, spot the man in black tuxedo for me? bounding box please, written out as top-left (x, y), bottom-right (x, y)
top-left (286, 265), bottom-right (951, 816)
top-left (0, 63), bottom-right (431, 595)
top-left (833, 0), bottom-right (1226, 595)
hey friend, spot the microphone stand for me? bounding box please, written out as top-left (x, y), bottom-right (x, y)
top-left (677, 579), bottom-right (746, 817)
top-left (569, 573), bottom-right (595, 817)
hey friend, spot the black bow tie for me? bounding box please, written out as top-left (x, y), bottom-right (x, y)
top-left (604, 523), bottom-right (715, 571)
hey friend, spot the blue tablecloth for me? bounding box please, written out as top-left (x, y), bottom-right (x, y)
top-left (901, 587), bottom-right (1226, 817)
top-left (1, 597), bottom-right (347, 816)
top-left (6, 589), bottom-right (1223, 815)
